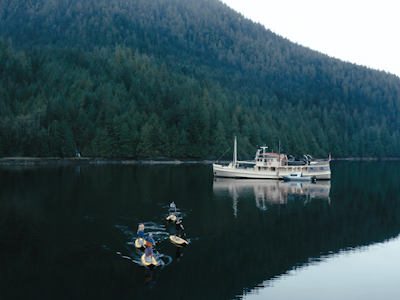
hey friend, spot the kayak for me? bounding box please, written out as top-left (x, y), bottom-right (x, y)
top-left (166, 214), bottom-right (177, 222)
top-left (141, 253), bottom-right (157, 269)
top-left (169, 235), bottom-right (188, 247)
top-left (135, 238), bottom-right (146, 249)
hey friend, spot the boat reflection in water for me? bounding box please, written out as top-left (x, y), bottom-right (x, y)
top-left (213, 178), bottom-right (331, 215)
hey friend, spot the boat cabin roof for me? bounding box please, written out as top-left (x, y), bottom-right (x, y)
top-left (258, 152), bottom-right (279, 157)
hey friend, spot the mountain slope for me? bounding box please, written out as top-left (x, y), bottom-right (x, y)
top-left (0, 0), bottom-right (399, 158)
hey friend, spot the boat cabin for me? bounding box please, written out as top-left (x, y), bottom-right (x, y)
top-left (255, 149), bottom-right (286, 170)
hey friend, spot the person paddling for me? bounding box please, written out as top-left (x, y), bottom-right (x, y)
top-left (175, 219), bottom-right (184, 238)
top-left (137, 223), bottom-right (145, 238)
top-left (145, 233), bottom-right (155, 261)
top-left (169, 201), bottom-right (177, 215)
top-left (137, 223), bottom-right (145, 246)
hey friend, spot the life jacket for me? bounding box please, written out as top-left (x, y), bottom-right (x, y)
top-left (145, 238), bottom-right (154, 247)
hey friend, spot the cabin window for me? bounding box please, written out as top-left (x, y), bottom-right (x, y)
top-left (310, 167), bottom-right (313, 171)
top-left (319, 167), bottom-right (324, 170)
top-left (271, 167), bottom-right (275, 171)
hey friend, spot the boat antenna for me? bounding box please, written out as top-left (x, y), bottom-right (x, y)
top-left (279, 140), bottom-right (281, 166)
top-left (279, 140), bottom-right (280, 155)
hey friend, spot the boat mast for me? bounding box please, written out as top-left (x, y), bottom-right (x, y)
top-left (234, 136), bottom-right (237, 166)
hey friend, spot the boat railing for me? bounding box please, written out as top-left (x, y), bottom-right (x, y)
top-left (237, 160), bottom-right (256, 165)
top-left (312, 160), bottom-right (330, 165)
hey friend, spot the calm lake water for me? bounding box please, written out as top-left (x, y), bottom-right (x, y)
top-left (0, 161), bottom-right (399, 299)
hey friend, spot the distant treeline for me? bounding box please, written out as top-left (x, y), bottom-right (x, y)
top-left (0, 0), bottom-right (399, 158)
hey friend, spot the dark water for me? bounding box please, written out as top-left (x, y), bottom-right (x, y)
top-left (0, 161), bottom-right (399, 300)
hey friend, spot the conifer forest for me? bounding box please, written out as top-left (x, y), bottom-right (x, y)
top-left (1, 0), bottom-right (399, 158)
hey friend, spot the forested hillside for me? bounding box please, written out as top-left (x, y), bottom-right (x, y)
top-left (1, 0), bottom-right (399, 158)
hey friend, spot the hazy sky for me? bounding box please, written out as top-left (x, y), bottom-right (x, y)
top-left (220, 0), bottom-right (400, 77)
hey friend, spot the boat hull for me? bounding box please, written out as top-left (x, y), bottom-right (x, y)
top-left (282, 176), bottom-right (313, 181)
top-left (213, 164), bottom-right (331, 180)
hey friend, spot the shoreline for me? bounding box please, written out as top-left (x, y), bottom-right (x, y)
top-left (0, 157), bottom-right (220, 165)
top-left (0, 156), bottom-right (400, 166)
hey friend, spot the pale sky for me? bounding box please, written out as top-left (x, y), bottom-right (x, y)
top-left (220, 0), bottom-right (400, 77)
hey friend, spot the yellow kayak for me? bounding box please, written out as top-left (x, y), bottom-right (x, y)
top-left (141, 254), bottom-right (157, 269)
top-left (166, 214), bottom-right (177, 222)
top-left (135, 238), bottom-right (146, 249)
top-left (169, 235), bottom-right (188, 246)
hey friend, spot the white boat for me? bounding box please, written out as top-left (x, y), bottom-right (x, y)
top-left (282, 172), bottom-right (316, 181)
top-left (212, 138), bottom-right (331, 180)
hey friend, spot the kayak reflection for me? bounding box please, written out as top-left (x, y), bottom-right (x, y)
top-left (144, 267), bottom-right (155, 288)
top-left (175, 245), bottom-right (184, 261)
